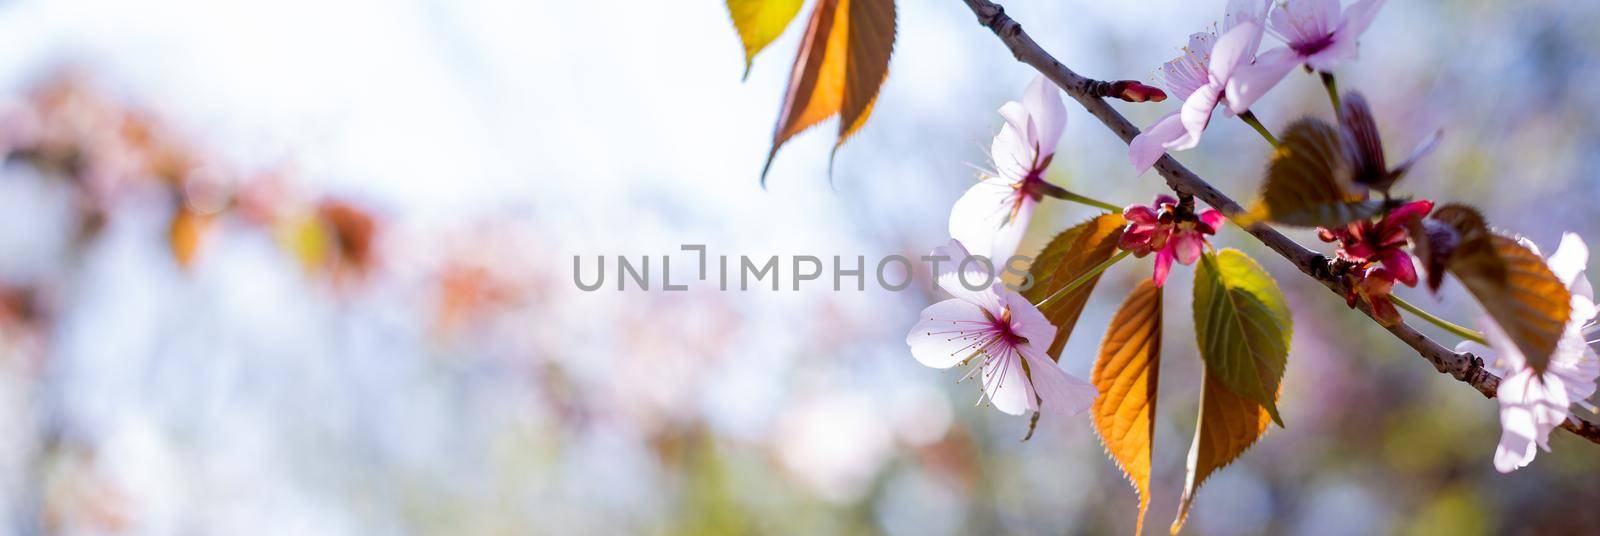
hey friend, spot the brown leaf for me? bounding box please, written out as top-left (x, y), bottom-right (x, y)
top-left (1092, 279), bottom-right (1162, 536)
top-left (1452, 235), bottom-right (1571, 374)
top-left (1171, 371), bottom-right (1274, 535)
top-left (1420, 203), bottom-right (1500, 286)
top-left (760, 0), bottom-right (896, 183)
top-left (838, 0), bottom-right (894, 146)
top-left (1022, 213), bottom-right (1126, 360)
top-left (1239, 118), bottom-right (1380, 228)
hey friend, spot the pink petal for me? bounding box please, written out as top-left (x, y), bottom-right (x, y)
top-left (1022, 75), bottom-right (1068, 158)
top-left (981, 353), bottom-right (1035, 416)
top-left (1380, 250), bottom-right (1418, 287)
top-left (1493, 371), bottom-right (1539, 473)
top-left (931, 239), bottom-right (1002, 312)
top-left (907, 299), bottom-right (993, 369)
top-left (1001, 287), bottom-right (1057, 350)
top-left (1129, 111), bottom-right (1187, 176)
top-left (986, 196), bottom-right (1036, 264)
top-left (1386, 199), bottom-right (1434, 224)
top-left (948, 180), bottom-right (1018, 266)
top-left (990, 111), bottom-right (1034, 182)
top-left (1020, 345), bottom-right (1097, 416)
top-left (1178, 83), bottom-right (1221, 150)
top-left (1303, 34), bottom-right (1359, 72)
top-left (1153, 194), bottom-right (1179, 207)
top-left (1224, 47), bottom-right (1300, 114)
top-left (1198, 209), bottom-right (1226, 233)
top-left (1152, 247), bottom-right (1176, 287)
top-left (1336, 0), bottom-right (1385, 44)
top-left (1210, 21), bottom-right (1264, 83)
top-left (1174, 232), bottom-right (1205, 265)
top-left (1548, 232), bottom-right (1591, 297)
top-left (1124, 205), bottom-right (1159, 225)
top-left (1222, 0), bottom-right (1272, 33)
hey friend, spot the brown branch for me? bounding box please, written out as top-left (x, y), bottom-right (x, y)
top-left (957, 0), bottom-right (1600, 445)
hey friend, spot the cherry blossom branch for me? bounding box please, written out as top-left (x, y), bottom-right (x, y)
top-left (956, 0), bottom-right (1600, 445)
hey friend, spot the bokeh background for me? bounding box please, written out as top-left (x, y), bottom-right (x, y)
top-left (0, 0), bottom-right (1596, 534)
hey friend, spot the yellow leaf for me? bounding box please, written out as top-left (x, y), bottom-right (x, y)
top-left (1092, 279), bottom-right (1162, 536)
top-left (1022, 213), bottom-right (1127, 360)
top-left (726, 0), bottom-right (804, 79)
top-left (1171, 371), bottom-right (1274, 535)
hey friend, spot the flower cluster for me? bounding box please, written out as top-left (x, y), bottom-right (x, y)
top-left (909, 78), bottom-right (1098, 421)
top-left (1119, 195), bottom-right (1225, 287)
top-left (1316, 200), bottom-right (1430, 325)
top-left (1130, 0), bottom-right (1384, 172)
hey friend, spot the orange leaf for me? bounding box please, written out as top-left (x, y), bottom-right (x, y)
top-left (168, 207), bottom-right (214, 271)
top-left (1092, 279), bottom-right (1162, 536)
top-left (1171, 371), bottom-right (1274, 535)
top-left (760, 0), bottom-right (895, 183)
top-left (1455, 235), bottom-right (1571, 375)
top-left (1022, 213), bottom-right (1127, 360)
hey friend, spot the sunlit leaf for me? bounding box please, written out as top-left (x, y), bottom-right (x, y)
top-left (1023, 213), bottom-right (1126, 360)
top-left (1171, 370), bottom-right (1274, 535)
top-left (1416, 203), bottom-right (1498, 290)
top-left (726, 0), bottom-right (804, 80)
top-left (1453, 235), bottom-right (1570, 375)
top-left (1239, 118), bottom-right (1380, 228)
top-left (1193, 249), bottom-right (1291, 426)
top-left (759, 0), bottom-right (896, 183)
top-left (1092, 279), bottom-right (1162, 536)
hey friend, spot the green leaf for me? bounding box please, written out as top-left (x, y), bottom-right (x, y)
top-left (1193, 249), bottom-right (1292, 426)
top-left (1238, 118), bottom-right (1380, 228)
top-left (726, 0), bottom-right (805, 79)
top-left (1023, 213), bottom-right (1126, 360)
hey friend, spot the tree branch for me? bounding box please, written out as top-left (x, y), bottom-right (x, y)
top-left (956, 0), bottom-right (1600, 445)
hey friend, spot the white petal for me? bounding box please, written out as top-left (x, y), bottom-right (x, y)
top-left (990, 116), bottom-right (1033, 182)
top-left (948, 182), bottom-right (1025, 268)
top-left (931, 239), bottom-right (1002, 312)
top-left (1021, 75), bottom-right (1067, 158)
top-left (1001, 285), bottom-right (1056, 349)
top-left (1548, 232), bottom-right (1591, 300)
top-left (1021, 345), bottom-right (1097, 416)
top-left (907, 299), bottom-right (994, 369)
top-left (1494, 370), bottom-right (1543, 472)
top-left (982, 353), bottom-right (1035, 416)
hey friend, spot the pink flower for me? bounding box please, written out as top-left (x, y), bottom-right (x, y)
top-left (1129, 0), bottom-right (1271, 175)
top-left (907, 239), bottom-right (1098, 416)
top-left (950, 75), bottom-right (1066, 263)
top-left (1119, 195), bottom-right (1225, 287)
top-left (1317, 200), bottom-right (1429, 326)
top-left (1226, 0), bottom-right (1386, 112)
top-left (1457, 233), bottom-right (1600, 473)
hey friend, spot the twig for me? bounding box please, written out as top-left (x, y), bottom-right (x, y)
top-left (955, 0), bottom-right (1600, 445)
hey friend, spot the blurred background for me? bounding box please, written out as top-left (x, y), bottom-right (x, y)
top-left (0, 0), bottom-right (1596, 534)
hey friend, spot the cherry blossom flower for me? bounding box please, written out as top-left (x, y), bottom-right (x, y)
top-left (907, 240), bottom-right (1097, 416)
top-left (1129, 0), bottom-right (1271, 175)
top-left (1317, 199), bottom-right (1430, 325)
top-left (1227, 0), bottom-right (1386, 113)
top-left (950, 75), bottom-right (1066, 263)
top-left (1119, 195), bottom-right (1225, 287)
top-left (1457, 233), bottom-right (1600, 473)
